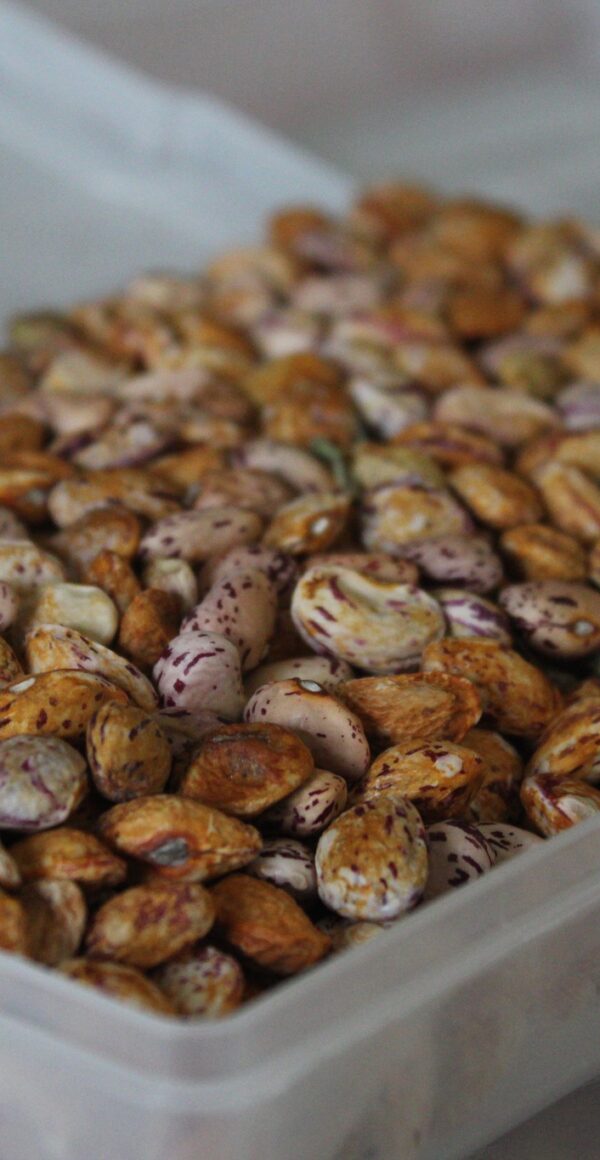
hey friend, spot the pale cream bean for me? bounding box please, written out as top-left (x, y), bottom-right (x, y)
top-left (139, 507), bottom-right (263, 563)
top-left (181, 568), bottom-right (277, 672)
top-left (244, 678), bottom-right (370, 782)
top-left (261, 768), bottom-right (348, 837)
top-left (142, 557), bottom-right (198, 613)
top-left (499, 581), bottom-right (600, 658)
top-left (291, 565), bottom-right (445, 673)
top-left (17, 583), bottom-right (118, 645)
top-left (245, 655), bottom-right (354, 698)
top-left (154, 629), bottom-right (244, 721)
top-left (315, 796), bottom-right (428, 920)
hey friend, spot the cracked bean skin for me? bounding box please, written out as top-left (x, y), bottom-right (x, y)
top-left (292, 565), bottom-right (445, 673)
top-left (247, 838), bottom-right (317, 902)
top-left (315, 796), bottom-right (428, 921)
top-left (0, 540), bottom-right (65, 589)
top-left (153, 945), bottom-right (245, 1018)
top-left (449, 464), bottom-right (543, 530)
top-left (59, 959), bottom-right (177, 1015)
top-left (87, 702), bottom-right (171, 802)
top-left (498, 581), bottom-right (600, 659)
top-left (118, 588), bottom-right (181, 669)
top-left (153, 629), bottom-right (244, 721)
top-left (17, 582), bottom-right (118, 645)
top-left (142, 557), bottom-right (198, 613)
top-left (210, 873), bottom-right (330, 975)
top-left (244, 678), bottom-right (370, 782)
top-left (0, 637), bottom-right (24, 688)
top-left (422, 638), bottom-right (562, 739)
top-left (261, 768), bottom-right (348, 837)
top-left (424, 821), bottom-right (494, 899)
top-left (0, 890), bottom-right (28, 954)
top-left (245, 655), bottom-right (354, 698)
top-left (86, 880), bottom-right (215, 968)
top-left (398, 534), bottom-right (503, 593)
top-left (462, 728), bottom-right (523, 824)
top-left (499, 524), bottom-right (588, 583)
top-left (358, 740), bottom-right (486, 822)
top-left (139, 507), bottom-right (263, 563)
top-left (433, 588), bottom-right (512, 644)
top-left (10, 827), bottom-right (127, 888)
top-left (0, 735), bottom-right (87, 830)
top-left (181, 568), bottom-right (276, 672)
top-left (362, 481), bottom-right (472, 554)
top-left (263, 493), bottom-right (350, 556)
top-left (339, 672), bottom-right (482, 747)
top-left (179, 722), bottom-right (314, 817)
top-left (21, 879), bottom-right (86, 966)
top-left (0, 670), bottom-right (128, 741)
top-left (25, 625), bottom-right (158, 712)
top-left (477, 823), bottom-right (543, 863)
top-left (99, 794), bottom-right (261, 881)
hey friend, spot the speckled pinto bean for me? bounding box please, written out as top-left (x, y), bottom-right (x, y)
top-left (59, 959), bottom-right (176, 1015)
top-left (87, 702), bottom-right (171, 802)
top-left (210, 873), bottom-right (330, 975)
top-left (26, 624), bottom-right (157, 711)
top-left (398, 534), bottom-right (504, 593)
top-left (424, 820), bottom-right (494, 900)
top-left (499, 524), bottom-right (588, 583)
top-left (449, 464), bottom-right (543, 530)
top-left (520, 773), bottom-right (600, 836)
top-left (362, 482), bottom-right (472, 555)
top-left (118, 588), bottom-right (182, 669)
top-left (339, 672), bottom-right (482, 747)
top-left (433, 385), bottom-right (558, 446)
top-left (17, 583), bottom-right (118, 645)
top-left (233, 438), bottom-right (335, 493)
top-left (422, 638), bottom-right (561, 738)
top-left (153, 629), bottom-right (244, 720)
top-left (499, 581), bottom-right (600, 659)
top-left (244, 678), bottom-right (370, 782)
top-left (0, 890), bottom-right (28, 954)
top-left (247, 838), bottom-right (317, 902)
top-left (139, 507), bottom-right (263, 563)
top-left (21, 879), bottom-right (87, 966)
top-left (352, 443), bottom-right (445, 490)
top-left (263, 493), bottom-right (350, 555)
top-left (291, 565), bottom-right (445, 673)
top-left (261, 768), bottom-right (348, 837)
top-left (86, 881), bottom-right (215, 968)
top-left (245, 655), bottom-right (354, 698)
top-left (0, 671), bottom-right (128, 741)
top-left (304, 551), bottom-right (419, 586)
top-left (199, 545), bottom-right (298, 601)
top-left (462, 728), bottom-right (523, 824)
top-left (0, 736), bottom-right (87, 830)
top-left (179, 722), bottom-right (314, 817)
top-left (0, 541), bottom-right (65, 589)
top-left (10, 827), bottom-right (127, 888)
top-left (181, 568), bottom-right (276, 672)
top-left (50, 507), bottom-right (141, 574)
top-left (359, 740), bottom-right (486, 821)
top-left (99, 795), bottom-right (261, 881)
top-left (527, 695), bottom-right (600, 783)
top-left (153, 945), bottom-right (245, 1018)
top-left (315, 796), bottom-right (428, 921)
top-left (433, 588), bottom-right (512, 644)
top-left (477, 823), bottom-right (543, 863)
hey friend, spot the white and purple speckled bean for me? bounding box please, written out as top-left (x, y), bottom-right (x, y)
top-left (244, 678), bottom-right (370, 782)
top-left (0, 735), bottom-right (87, 831)
top-left (424, 820), bottom-right (494, 900)
top-left (154, 630), bottom-right (244, 721)
top-left (72, 419), bottom-right (172, 470)
top-left (433, 588), bottom-right (512, 644)
top-left (291, 565), bottom-right (445, 673)
top-left (0, 541), bottom-right (66, 590)
top-left (315, 796), bottom-right (428, 921)
top-left (261, 767), bottom-right (348, 836)
top-left (142, 557), bottom-right (199, 613)
top-left (139, 507), bottom-right (263, 563)
top-left (0, 583), bottom-right (17, 632)
top-left (499, 581), bottom-right (600, 658)
top-left (246, 838), bottom-right (317, 902)
top-left (198, 545), bottom-right (298, 600)
top-left (232, 438), bottom-right (334, 493)
top-left (477, 823), bottom-right (543, 864)
top-left (348, 379), bottom-right (428, 438)
top-left (25, 624), bottom-right (158, 712)
top-left (398, 534), bottom-right (504, 593)
top-left (181, 568), bottom-right (277, 672)
top-left (153, 945), bottom-right (244, 1018)
top-left (245, 655), bottom-right (354, 698)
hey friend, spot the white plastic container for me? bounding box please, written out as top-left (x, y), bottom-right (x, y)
top-left (2, 6), bottom-right (600, 1158)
